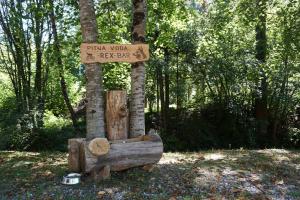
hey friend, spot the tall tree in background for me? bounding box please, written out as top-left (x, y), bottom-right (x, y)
top-left (49, 0), bottom-right (80, 135)
top-left (79, 0), bottom-right (105, 140)
top-left (254, 0), bottom-right (269, 145)
top-left (130, 0), bottom-right (147, 137)
top-left (33, 0), bottom-right (47, 128)
top-left (0, 0), bottom-right (48, 129)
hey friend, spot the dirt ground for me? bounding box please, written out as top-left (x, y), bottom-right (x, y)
top-left (0, 149), bottom-right (299, 200)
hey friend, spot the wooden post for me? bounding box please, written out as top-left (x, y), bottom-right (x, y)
top-left (106, 90), bottom-right (128, 140)
top-left (68, 138), bottom-right (85, 172)
top-left (91, 165), bottom-right (111, 181)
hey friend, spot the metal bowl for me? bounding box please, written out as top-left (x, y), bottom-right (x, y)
top-left (62, 173), bottom-right (81, 185)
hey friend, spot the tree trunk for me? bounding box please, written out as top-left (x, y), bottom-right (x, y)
top-left (106, 90), bottom-right (128, 140)
top-left (159, 65), bottom-right (165, 132)
top-left (0, 0), bottom-right (39, 119)
top-left (79, 0), bottom-right (105, 140)
top-left (164, 49), bottom-right (170, 132)
top-left (156, 66), bottom-right (160, 112)
top-left (149, 100), bottom-right (153, 113)
top-left (49, 0), bottom-right (80, 135)
top-left (130, 0), bottom-right (147, 138)
top-left (176, 52), bottom-right (180, 109)
top-left (255, 0), bottom-right (269, 146)
top-left (33, 1), bottom-right (44, 128)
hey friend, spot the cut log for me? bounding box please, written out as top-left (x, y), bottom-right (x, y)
top-left (68, 138), bottom-right (85, 172)
top-left (88, 138), bottom-right (110, 156)
top-left (106, 90), bottom-right (128, 140)
top-left (80, 134), bottom-right (163, 172)
top-left (91, 165), bottom-right (110, 181)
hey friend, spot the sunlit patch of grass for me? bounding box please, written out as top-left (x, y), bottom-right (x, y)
top-left (0, 151), bottom-right (67, 196)
top-left (204, 152), bottom-right (225, 160)
top-left (0, 150), bottom-right (299, 199)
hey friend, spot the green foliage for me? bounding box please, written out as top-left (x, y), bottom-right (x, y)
top-left (147, 104), bottom-right (257, 151)
top-left (0, 73), bottom-right (13, 108)
top-left (287, 127), bottom-right (300, 148)
top-left (0, 0), bottom-right (300, 151)
top-left (103, 63), bottom-right (130, 90)
top-left (0, 109), bottom-right (84, 151)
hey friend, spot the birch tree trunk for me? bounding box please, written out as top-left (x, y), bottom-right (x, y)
top-left (130, 0), bottom-right (147, 138)
top-left (79, 0), bottom-right (105, 140)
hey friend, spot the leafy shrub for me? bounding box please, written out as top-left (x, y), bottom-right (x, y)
top-left (287, 127), bottom-right (300, 148)
top-left (146, 103), bottom-right (262, 151)
top-left (0, 108), bottom-right (85, 151)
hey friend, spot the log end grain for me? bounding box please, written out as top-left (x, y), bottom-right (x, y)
top-left (88, 138), bottom-right (110, 156)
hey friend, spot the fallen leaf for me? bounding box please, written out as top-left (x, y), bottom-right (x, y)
top-left (232, 188), bottom-right (242, 193)
top-left (31, 162), bottom-right (45, 170)
top-left (276, 180), bottom-right (284, 185)
top-left (210, 186), bottom-right (216, 193)
top-left (43, 170), bottom-right (53, 177)
top-left (104, 188), bottom-right (113, 194)
top-left (97, 191), bottom-right (105, 197)
top-left (198, 153), bottom-right (205, 160)
top-left (171, 189), bottom-right (181, 197)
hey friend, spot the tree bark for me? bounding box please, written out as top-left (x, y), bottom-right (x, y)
top-left (106, 91), bottom-right (128, 140)
top-left (130, 0), bottom-right (147, 138)
top-left (79, 0), bottom-right (105, 140)
top-left (159, 65), bottom-right (165, 132)
top-left (176, 51), bottom-right (180, 109)
top-left (156, 66), bottom-right (160, 112)
top-left (33, 0), bottom-right (45, 128)
top-left (164, 49), bottom-right (170, 132)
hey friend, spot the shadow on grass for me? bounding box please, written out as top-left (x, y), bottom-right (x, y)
top-left (0, 150), bottom-right (299, 199)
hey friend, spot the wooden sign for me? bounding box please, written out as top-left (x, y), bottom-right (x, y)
top-left (80, 43), bottom-right (149, 63)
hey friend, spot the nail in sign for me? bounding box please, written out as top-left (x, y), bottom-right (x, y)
top-left (80, 43), bottom-right (149, 64)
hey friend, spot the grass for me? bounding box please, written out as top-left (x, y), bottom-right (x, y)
top-left (0, 149), bottom-right (299, 199)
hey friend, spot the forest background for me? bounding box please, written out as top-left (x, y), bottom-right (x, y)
top-left (0, 0), bottom-right (299, 151)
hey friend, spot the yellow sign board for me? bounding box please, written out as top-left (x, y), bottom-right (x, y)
top-left (80, 43), bottom-right (149, 64)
